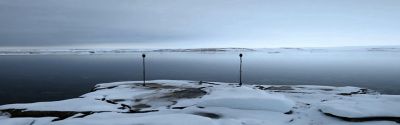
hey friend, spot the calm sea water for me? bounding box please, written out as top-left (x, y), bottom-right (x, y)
top-left (1, 51), bottom-right (400, 104)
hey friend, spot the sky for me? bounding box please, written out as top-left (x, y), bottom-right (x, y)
top-left (0, 0), bottom-right (399, 49)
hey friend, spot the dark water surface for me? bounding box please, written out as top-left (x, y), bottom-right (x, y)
top-left (1, 52), bottom-right (400, 104)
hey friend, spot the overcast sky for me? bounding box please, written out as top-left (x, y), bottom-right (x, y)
top-left (0, 0), bottom-right (399, 48)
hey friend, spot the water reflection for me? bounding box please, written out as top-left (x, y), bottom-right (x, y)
top-left (0, 51), bottom-right (399, 104)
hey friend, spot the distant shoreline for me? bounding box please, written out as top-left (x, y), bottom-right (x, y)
top-left (0, 46), bottom-right (399, 55)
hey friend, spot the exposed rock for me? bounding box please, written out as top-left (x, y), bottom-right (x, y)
top-left (255, 85), bottom-right (294, 91)
top-left (192, 112), bottom-right (221, 119)
top-left (338, 88), bottom-right (371, 96)
top-left (0, 109), bottom-right (102, 121)
top-left (322, 111), bottom-right (400, 123)
top-left (162, 88), bottom-right (207, 99)
top-left (142, 83), bottom-right (178, 89)
top-left (132, 104), bottom-right (151, 109)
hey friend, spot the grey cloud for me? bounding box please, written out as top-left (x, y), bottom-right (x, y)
top-left (0, 0), bottom-right (399, 47)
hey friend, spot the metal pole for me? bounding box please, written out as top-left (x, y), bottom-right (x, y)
top-left (239, 53), bottom-right (243, 86)
top-left (142, 54), bottom-right (146, 86)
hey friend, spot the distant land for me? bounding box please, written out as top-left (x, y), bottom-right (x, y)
top-left (0, 46), bottom-right (399, 55)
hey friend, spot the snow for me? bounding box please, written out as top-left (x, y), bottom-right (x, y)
top-left (198, 86), bottom-right (295, 112)
top-left (181, 106), bottom-right (291, 125)
top-left (320, 94), bottom-right (400, 118)
top-left (0, 117), bottom-right (55, 125)
top-left (81, 86), bottom-right (153, 101)
top-left (1, 80), bottom-right (399, 125)
top-left (54, 113), bottom-right (216, 125)
top-left (0, 98), bottom-right (123, 112)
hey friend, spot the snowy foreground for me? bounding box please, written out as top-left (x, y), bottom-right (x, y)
top-left (0, 80), bottom-right (399, 125)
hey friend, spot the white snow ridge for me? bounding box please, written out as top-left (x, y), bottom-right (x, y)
top-left (0, 80), bottom-right (399, 125)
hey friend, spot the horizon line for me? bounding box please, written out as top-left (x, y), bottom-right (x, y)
top-left (1, 45), bottom-right (400, 50)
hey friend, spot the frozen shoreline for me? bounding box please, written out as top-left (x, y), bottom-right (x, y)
top-left (0, 80), bottom-right (399, 125)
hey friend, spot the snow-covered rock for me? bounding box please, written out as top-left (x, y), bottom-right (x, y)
top-left (198, 86), bottom-right (295, 112)
top-left (0, 98), bottom-right (123, 112)
top-left (0, 80), bottom-right (399, 125)
top-left (0, 117), bottom-right (55, 125)
top-left (320, 94), bottom-right (400, 118)
top-left (54, 113), bottom-right (216, 125)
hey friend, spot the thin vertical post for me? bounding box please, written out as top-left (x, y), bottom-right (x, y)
top-left (142, 54), bottom-right (146, 86)
top-left (239, 53), bottom-right (243, 86)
